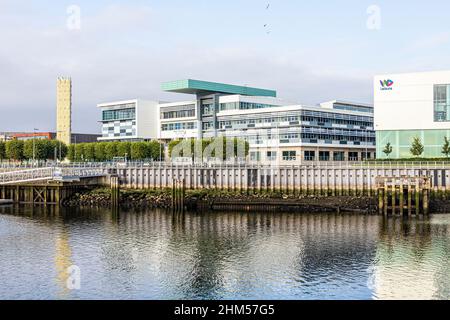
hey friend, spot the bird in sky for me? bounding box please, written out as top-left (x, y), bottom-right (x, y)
top-left (266, 4), bottom-right (270, 9)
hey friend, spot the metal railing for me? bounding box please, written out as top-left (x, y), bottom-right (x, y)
top-left (0, 167), bottom-right (55, 184)
top-left (0, 166), bottom-right (107, 185)
top-left (2, 160), bottom-right (450, 172)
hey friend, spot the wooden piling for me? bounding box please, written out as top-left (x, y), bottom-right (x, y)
top-left (110, 175), bottom-right (120, 208)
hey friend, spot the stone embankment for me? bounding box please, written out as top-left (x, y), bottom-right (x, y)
top-left (63, 188), bottom-right (377, 213)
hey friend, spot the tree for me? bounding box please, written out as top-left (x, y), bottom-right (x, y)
top-left (117, 142), bottom-right (131, 159)
top-left (147, 141), bottom-right (164, 161)
top-left (45, 140), bottom-right (68, 160)
top-left (83, 143), bottom-right (96, 161)
top-left (410, 137), bottom-right (424, 157)
top-left (67, 144), bottom-right (76, 161)
top-left (168, 138), bottom-right (249, 160)
top-left (75, 143), bottom-right (85, 161)
top-left (383, 142), bottom-right (393, 158)
top-left (94, 142), bottom-right (107, 161)
top-left (0, 141), bottom-right (5, 160)
top-left (442, 137), bottom-right (450, 158)
top-left (23, 139), bottom-right (51, 160)
top-left (105, 141), bottom-right (119, 160)
top-left (5, 140), bottom-right (24, 161)
top-left (131, 142), bottom-right (149, 160)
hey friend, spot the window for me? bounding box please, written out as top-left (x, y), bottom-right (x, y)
top-left (250, 151), bottom-right (261, 161)
top-left (361, 152), bottom-right (371, 160)
top-left (102, 106), bottom-right (136, 121)
top-left (348, 152), bottom-right (359, 161)
top-left (266, 151), bottom-right (277, 161)
top-left (304, 151), bottom-right (315, 161)
top-left (319, 151), bottom-right (330, 161)
top-left (161, 122), bottom-right (197, 131)
top-left (203, 122), bottom-right (213, 130)
top-left (282, 151), bottom-right (296, 161)
top-left (333, 151), bottom-right (345, 161)
top-left (434, 84), bottom-right (450, 122)
top-left (161, 106), bottom-right (195, 119)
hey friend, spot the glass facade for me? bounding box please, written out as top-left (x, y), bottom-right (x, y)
top-left (333, 103), bottom-right (374, 114)
top-left (376, 129), bottom-right (450, 158)
top-left (161, 122), bottom-right (197, 131)
top-left (220, 102), bottom-right (277, 111)
top-left (161, 105), bottom-right (195, 119)
top-left (218, 109), bottom-right (375, 147)
top-left (434, 84), bottom-right (450, 122)
top-left (102, 106), bottom-right (136, 122)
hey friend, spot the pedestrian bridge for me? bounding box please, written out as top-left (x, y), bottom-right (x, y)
top-left (0, 167), bottom-right (106, 185)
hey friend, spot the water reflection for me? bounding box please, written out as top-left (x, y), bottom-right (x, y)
top-left (373, 217), bottom-right (450, 300)
top-left (0, 205), bottom-right (449, 300)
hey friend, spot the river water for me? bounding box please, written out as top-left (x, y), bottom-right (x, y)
top-left (0, 205), bottom-right (449, 300)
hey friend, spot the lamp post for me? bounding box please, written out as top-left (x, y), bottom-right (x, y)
top-left (33, 128), bottom-right (39, 164)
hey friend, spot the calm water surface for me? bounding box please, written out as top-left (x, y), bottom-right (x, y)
top-left (0, 205), bottom-right (449, 300)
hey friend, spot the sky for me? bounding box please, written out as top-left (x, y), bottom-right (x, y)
top-left (1, 0), bottom-right (450, 133)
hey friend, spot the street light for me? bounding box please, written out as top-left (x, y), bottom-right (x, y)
top-left (33, 128), bottom-right (39, 164)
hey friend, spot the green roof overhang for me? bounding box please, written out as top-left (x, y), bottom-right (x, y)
top-left (161, 79), bottom-right (277, 97)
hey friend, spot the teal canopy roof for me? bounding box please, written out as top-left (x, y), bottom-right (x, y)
top-left (161, 79), bottom-right (277, 97)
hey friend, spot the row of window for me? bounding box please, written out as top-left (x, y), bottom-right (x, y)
top-left (237, 133), bottom-right (375, 143)
top-left (218, 114), bottom-right (373, 129)
top-left (102, 107), bottom-right (136, 121)
top-left (333, 103), bottom-right (374, 114)
top-left (219, 102), bottom-right (277, 111)
top-left (161, 122), bottom-right (197, 131)
top-left (161, 106), bottom-right (195, 119)
top-left (249, 150), bottom-right (372, 162)
top-left (434, 84), bottom-right (450, 122)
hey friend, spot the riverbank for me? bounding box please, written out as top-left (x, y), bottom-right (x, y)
top-left (63, 188), bottom-right (378, 213)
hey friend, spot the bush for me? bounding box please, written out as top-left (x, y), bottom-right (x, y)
top-left (5, 140), bottom-right (24, 160)
top-left (0, 141), bottom-right (5, 159)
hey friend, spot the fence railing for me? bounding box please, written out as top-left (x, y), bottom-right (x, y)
top-left (0, 166), bottom-right (107, 185)
top-left (2, 160), bottom-right (450, 171)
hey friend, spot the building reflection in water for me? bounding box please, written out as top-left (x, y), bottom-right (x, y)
top-left (0, 204), bottom-right (449, 300)
top-left (372, 216), bottom-right (450, 300)
top-left (100, 210), bottom-right (382, 299)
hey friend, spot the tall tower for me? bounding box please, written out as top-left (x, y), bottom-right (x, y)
top-left (56, 77), bottom-right (72, 145)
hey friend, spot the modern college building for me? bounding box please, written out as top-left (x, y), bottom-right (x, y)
top-left (98, 79), bottom-right (375, 162)
top-left (375, 70), bottom-right (450, 158)
top-left (98, 99), bottom-right (160, 141)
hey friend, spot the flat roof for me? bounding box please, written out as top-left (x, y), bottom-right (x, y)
top-left (161, 79), bottom-right (277, 97)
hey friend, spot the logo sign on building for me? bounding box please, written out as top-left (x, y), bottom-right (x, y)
top-left (380, 79), bottom-right (394, 91)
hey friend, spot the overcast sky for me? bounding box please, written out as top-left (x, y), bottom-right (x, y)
top-left (1, 0), bottom-right (450, 133)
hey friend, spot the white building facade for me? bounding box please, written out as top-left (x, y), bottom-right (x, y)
top-left (374, 70), bottom-right (450, 158)
top-left (97, 79), bottom-right (375, 163)
top-left (98, 99), bottom-right (160, 141)
top-left (158, 80), bottom-right (375, 163)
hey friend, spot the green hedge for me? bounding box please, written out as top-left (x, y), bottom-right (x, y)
top-left (66, 140), bottom-right (163, 162)
top-left (168, 138), bottom-right (249, 159)
top-left (0, 139), bottom-right (67, 161)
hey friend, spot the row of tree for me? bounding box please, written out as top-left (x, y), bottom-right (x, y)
top-left (383, 136), bottom-right (450, 158)
top-left (168, 138), bottom-right (250, 160)
top-left (0, 140), bottom-right (67, 161)
top-left (66, 141), bottom-right (164, 162)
